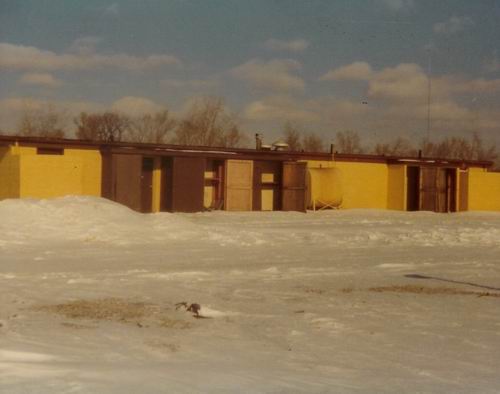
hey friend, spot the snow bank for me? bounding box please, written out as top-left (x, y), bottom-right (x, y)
top-left (2, 197), bottom-right (500, 250)
top-left (0, 196), bottom-right (199, 246)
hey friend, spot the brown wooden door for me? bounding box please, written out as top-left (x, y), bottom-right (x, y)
top-left (459, 170), bottom-right (468, 211)
top-left (446, 169), bottom-right (457, 212)
top-left (141, 158), bottom-right (154, 213)
top-left (112, 154), bottom-right (142, 211)
top-left (170, 157), bottom-right (205, 212)
top-left (419, 167), bottom-right (437, 212)
top-left (282, 161), bottom-right (307, 212)
top-left (406, 166), bottom-right (420, 211)
top-left (436, 168), bottom-right (448, 213)
top-left (225, 160), bottom-right (253, 211)
top-left (419, 167), bottom-right (456, 213)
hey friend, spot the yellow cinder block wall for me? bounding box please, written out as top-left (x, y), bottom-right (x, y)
top-left (468, 169), bottom-right (500, 211)
top-left (17, 146), bottom-right (102, 199)
top-left (0, 147), bottom-right (21, 199)
top-left (333, 161), bottom-right (389, 209)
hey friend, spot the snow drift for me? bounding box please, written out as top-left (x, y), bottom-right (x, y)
top-left (1, 197), bottom-right (500, 393)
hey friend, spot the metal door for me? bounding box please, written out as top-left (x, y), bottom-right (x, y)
top-left (282, 161), bottom-right (307, 212)
top-left (170, 157), bottom-right (205, 212)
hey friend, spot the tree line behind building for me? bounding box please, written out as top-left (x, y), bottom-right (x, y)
top-left (4, 96), bottom-right (498, 168)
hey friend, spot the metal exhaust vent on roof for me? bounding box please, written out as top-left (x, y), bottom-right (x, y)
top-left (272, 141), bottom-right (289, 151)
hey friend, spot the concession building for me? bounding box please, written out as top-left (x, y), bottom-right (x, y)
top-left (1, 135), bottom-right (499, 213)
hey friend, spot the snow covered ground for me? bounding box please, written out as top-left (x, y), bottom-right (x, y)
top-left (1, 196), bottom-right (500, 393)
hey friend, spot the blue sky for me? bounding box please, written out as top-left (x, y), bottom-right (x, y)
top-left (1, 0), bottom-right (499, 146)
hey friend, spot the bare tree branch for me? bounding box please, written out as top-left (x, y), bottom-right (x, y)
top-left (174, 97), bottom-right (247, 147)
top-left (17, 105), bottom-right (66, 138)
top-left (75, 112), bottom-right (130, 142)
top-left (125, 110), bottom-right (176, 144)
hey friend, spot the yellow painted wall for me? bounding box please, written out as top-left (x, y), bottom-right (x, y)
top-left (0, 147), bottom-right (20, 199)
top-left (306, 160), bottom-right (389, 209)
top-left (335, 162), bottom-right (388, 209)
top-left (65, 149), bottom-right (102, 196)
top-left (468, 169), bottom-right (500, 211)
top-left (18, 147), bottom-right (101, 199)
top-left (152, 157), bottom-right (162, 212)
top-left (387, 165), bottom-right (406, 210)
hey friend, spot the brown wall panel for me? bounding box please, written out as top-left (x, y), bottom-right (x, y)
top-left (161, 158), bottom-right (173, 211)
top-left (170, 157), bottom-right (205, 212)
top-left (282, 161), bottom-right (307, 212)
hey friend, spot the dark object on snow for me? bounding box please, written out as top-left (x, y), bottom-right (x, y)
top-left (175, 302), bottom-right (201, 317)
top-left (405, 274), bottom-right (500, 291)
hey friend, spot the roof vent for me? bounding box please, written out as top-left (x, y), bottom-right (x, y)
top-left (272, 141), bottom-right (289, 151)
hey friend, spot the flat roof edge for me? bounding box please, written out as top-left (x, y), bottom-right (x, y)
top-left (0, 135), bottom-right (493, 168)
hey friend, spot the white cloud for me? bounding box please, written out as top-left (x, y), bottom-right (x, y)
top-left (111, 96), bottom-right (165, 117)
top-left (320, 62), bottom-right (373, 81)
top-left (263, 38), bottom-right (309, 52)
top-left (161, 78), bottom-right (218, 91)
top-left (231, 59), bottom-right (305, 92)
top-left (381, 0), bottom-right (414, 11)
top-left (19, 72), bottom-right (63, 88)
top-left (0, 97), bottom-right (101, 134)
top-left (367, 63), bottom-right (428, 100)
top-left (0, 42), bottom-right (181, 71)
top-left (433, 16), bottom-right (474, 35)
top-left (318, 61), bottom-right (500, 140)
top-left (243, 95), bottom-right (319, 122)
top-left (0, 96), bottom-right (169, 134)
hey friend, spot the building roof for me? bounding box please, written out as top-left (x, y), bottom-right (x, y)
top-left (0, 134), bottom-right (493, 169)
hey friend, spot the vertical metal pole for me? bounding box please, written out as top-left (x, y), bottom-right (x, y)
top-left (427, 51), bottom-right (432, 141)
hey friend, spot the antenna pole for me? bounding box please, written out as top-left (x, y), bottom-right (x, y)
top-left (427, 50), bottom-right (432, 140)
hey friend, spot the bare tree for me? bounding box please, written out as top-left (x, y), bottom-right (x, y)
top-left (302, 132), bottom-right (325, 152)
top-left (75, 112), bottom-right (130, 142)
top-left (374, 137), bottom-right (416, 156)
top-left (471, 132), bottom-right (497, 162)
top-left (282, 122), bottom-right (302, 151)
top-left (174, 97), bottom-right (247, 147)
top-left (17, 106), bottom-right (66, 138)
top-left (419, 132), bottom-right (497, 162)
top-left (334, 130), bottom-right (363, 154)
top-left (125, 110), bottom-right (176, 144)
